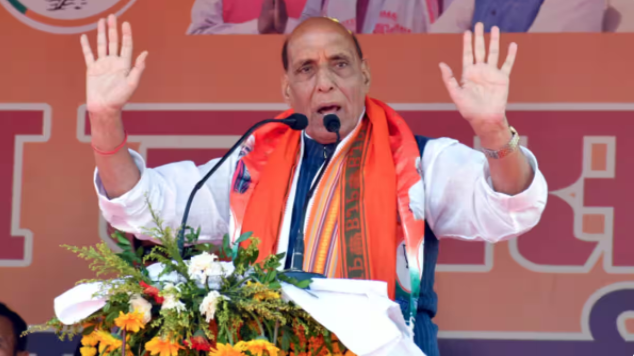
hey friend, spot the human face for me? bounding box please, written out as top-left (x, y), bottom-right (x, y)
top-left (0, 316), bottom-right (25, 356)
top-left (283, 21), bottom-right (370, 144)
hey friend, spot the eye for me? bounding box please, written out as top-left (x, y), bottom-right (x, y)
top-left (297, 66), bottom-right (312, 74)
top-left (335, 61), bottom-right (348, 68)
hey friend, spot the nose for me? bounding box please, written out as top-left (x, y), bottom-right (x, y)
top-left (315, 66), bottom-right (335, 93)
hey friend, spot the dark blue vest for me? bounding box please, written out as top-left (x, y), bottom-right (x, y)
top-left (287, 135), bottom-right (440, 356)
top-left (413, 136), bottom-right (440, 356)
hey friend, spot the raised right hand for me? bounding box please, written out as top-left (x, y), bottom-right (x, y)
top-left (81, 14), bottom-right (148, 116)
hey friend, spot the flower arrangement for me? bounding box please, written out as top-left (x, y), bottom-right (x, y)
top-left (28, 208), bottom-right (356, 356)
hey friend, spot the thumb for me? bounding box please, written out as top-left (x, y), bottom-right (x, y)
top-left (127, 51), bottom-right (148, 89)
top-left (439, 62), bottom-right (461, 101)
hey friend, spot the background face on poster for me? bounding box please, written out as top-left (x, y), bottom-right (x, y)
top-left (184, 0), bottom-right (633, 35)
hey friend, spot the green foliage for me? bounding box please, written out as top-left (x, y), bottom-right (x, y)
top-left (31, 198), bottom-right (339, 355)
top-left (61, 242), bottom-right (147, 283)
top-left (23, 318), bottom-right (82, 341)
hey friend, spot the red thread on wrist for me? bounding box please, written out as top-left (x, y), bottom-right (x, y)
top-left (92, 131), bottom-right (128, 155)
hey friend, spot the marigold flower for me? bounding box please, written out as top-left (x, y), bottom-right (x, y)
top-left (209, 343), bottom-right (245, 356)
top-left (80, 332), bottom-right (99, 347)
top-left (236, 339), bottom-right (280, 356)
top-left (145, 336), bottom-right (184, 356)
top-left (114, 310), bottom-right (146, 333)
top-left (94, 330), bottom-right (122, 354)
top-left (79, 346), bottom-right (96, 356)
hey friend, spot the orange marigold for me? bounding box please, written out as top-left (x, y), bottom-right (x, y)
top-left (209, 343), bottom-right (245, 356)
top-left (80, 332), bottom-right (99, 347)
top-left (145, 336), bottom-right (184, 356)
top-left (79, 346), bottom-right (97, 356)
top-left (94, 330), bottom-right (122, 354)
top-left (114, 310), bottom-right (145, 333)
top-left (236, 339), bottom-right (279, 356)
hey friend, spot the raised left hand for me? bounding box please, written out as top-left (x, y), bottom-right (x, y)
top-left (439, 23), bottom-right (517, 139)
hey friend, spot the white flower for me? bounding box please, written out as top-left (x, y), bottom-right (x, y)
top-left (129, 294), bottom-right (152, 324)
top-left (159, 283), bottom-right (186, 313)
top-left (188, 252), bottom-right (220, 284)
top-left (147, 262), bottom-right (186, 284)
top-left (199, 291), bottom-right (221, 322)
top-left (161, 294), bottom-right (186, 313)
top-left (207, 262), bottom-right (235, 290)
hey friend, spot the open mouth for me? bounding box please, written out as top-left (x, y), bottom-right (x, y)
top-left (317, 104), bottom-right (341, 115)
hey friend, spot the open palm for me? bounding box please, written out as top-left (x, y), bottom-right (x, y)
top-left (81, 15), bottom-right (148, 114)
top-left (439, 23), bottom-right (517, 127)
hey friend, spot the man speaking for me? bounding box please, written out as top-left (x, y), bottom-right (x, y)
top-left (80, 14), bottom-right (547, 356)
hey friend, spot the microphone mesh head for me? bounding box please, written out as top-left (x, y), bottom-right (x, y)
top-left (323, 114), bottom-right (341, 133)
top-left (287, 113), bottom-right (308, 130)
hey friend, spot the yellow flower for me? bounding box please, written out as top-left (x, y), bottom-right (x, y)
top-left (145, 336), bottom-right (184, 356)
top-left (95, 330), bottom-right (122, 354)
top-left (114, 310), bottom-right (146, 333)
top-left (80, 332), bottom-right (99, 347)
top-left (253, 290), bottom-right (281, 301)
top-left (209, 343), bottom-right (245, 356)
top-left (79, 346), bottom-right (97, 356)
top-left (236, 339), bottom-right (279, 356)
top-left (247, 282), bottom-right (281, 301)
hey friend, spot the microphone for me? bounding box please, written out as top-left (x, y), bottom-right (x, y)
top-left (177, 113), bottom-right (308, 254)
top-left (290, 114), bottom-right (342, 273)
top-left (323, 114), bottom-right (341, 143)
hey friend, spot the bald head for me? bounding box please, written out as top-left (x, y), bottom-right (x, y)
top-left (282, 17), bottom-right (363, 71)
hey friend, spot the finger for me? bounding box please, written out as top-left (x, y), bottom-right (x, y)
top-left (80, 34), bottom-right (95, 66)
top-left (501, 42), bottom-right (518, 76)
top-left (97, 18), bottom-right (107, 58)
top-left (439, 63), bottom-right (461, 99)
top-left (120, 22), bottom-right (133, 66)
top-left (474, 22), bottom-right (485, 63)
top-left (462, 30), bottom-right (473, 71)
top-left (127, 51), bottom-right (149, 87)
top-left (108, 14), bottom-right (118, 56)
top-left (487, 26), bottom-right (500, 67)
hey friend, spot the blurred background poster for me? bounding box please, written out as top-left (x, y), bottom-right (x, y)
top-left (186, 0), bottom-right (633, 35)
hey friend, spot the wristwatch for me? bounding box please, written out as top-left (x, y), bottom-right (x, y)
top-left (480, 126), bottom-right (520, 159)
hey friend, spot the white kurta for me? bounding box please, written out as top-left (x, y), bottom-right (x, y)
top-left (94, 134), bottom-right (548, 258)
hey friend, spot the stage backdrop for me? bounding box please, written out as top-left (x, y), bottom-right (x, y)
top-left (1, 1), bottom-right (634, 355)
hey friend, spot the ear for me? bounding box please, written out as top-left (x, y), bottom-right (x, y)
top-left (361, 59), bottom-right (371, 91)
top-left (281, 74), bottom-right (292, 104)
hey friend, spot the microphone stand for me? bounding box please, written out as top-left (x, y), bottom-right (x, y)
top-left (284, 149), bottom-right (335, 282)
top-left (285, 115), bottom-right (341, 282)
top-left (176, 116), bottom-right (306, 255)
